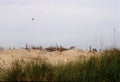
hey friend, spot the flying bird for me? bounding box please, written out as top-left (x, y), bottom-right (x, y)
top-left (32, 18), bottom-right (34, 21)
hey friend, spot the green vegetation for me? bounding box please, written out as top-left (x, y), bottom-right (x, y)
top-left (0, 49), bottom-right (120, 82)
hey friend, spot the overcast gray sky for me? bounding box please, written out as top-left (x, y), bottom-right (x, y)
top-left (0, 0), bottom-right (120, 49)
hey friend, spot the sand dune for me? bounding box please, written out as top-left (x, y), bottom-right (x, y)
top-left (0, 49), bottom-right (99, 69)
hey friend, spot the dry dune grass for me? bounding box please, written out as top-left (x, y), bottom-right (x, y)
top-left (0, 48), bottom-right (99, 69)
top-left (0, 49), bottom-right (119, 81)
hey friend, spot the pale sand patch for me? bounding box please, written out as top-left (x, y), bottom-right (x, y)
top-left (0, 49), bottom-right (99, 68)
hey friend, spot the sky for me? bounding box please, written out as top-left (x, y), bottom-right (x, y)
top-left (0, 0), bottom-right (120, 49)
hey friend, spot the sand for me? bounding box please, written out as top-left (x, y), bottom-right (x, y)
top-left (0, 49), bottom-right (99, 69)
